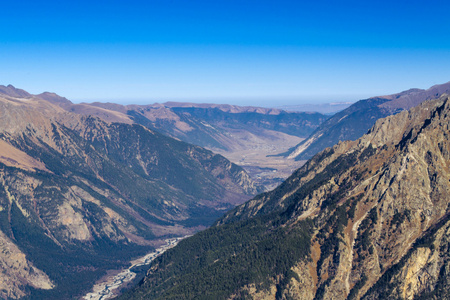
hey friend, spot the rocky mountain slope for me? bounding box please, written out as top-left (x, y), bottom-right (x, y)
top-left (0, 89), bottom-right (262, 299)
top-left (285, 81), bottom-right (450, 161)
top-left (119, 95), bottom-right (450, 300)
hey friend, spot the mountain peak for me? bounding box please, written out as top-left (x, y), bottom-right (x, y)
top-left (379, 81), bottom-right (450, 110)
top-left (36, 91), bottom-right (73, 107)
top-left (0, 84), bottom-right (31, 98)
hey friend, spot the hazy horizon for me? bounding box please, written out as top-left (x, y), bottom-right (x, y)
top-left (1, 0), bottom-right (449, 106)
top-left (71, 94), bottom-right (360, 107)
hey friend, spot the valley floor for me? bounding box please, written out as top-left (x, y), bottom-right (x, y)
top-left (213, 134), bottom-right (306, 190)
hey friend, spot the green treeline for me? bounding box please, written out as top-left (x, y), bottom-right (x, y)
top-left (119, 215), bottom-right (313, 300)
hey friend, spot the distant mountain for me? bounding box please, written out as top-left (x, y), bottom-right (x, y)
top-left (277, 101), bottom-right (353, 115)
top-left (24, 91), bottom-right (327, 188)
top-left (0, 88), bottom-right (262, 299)
top-left (119, 95), bottom-right (450, 300)
top-left (0, 84), bottom-right (31, 98)
top-left (131, 106), bottom-right (325, 150)
top-left (162, 101), bottom-right (286, 114)
top-left (72, 101), bottom-right (327, 152)
top-left (35, 91), bottom-right (73, 107)
top-left (285, 81), bottom-right (450, 160)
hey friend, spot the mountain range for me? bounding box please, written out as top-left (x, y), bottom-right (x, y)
top-left (1, 82), bottom-right (450, 299)
top-left (21, 87), bottom-right (328, 188)
top-left (119, 94), bottom-right (450, 299)
top-left (285, 81), bottom-right (450, 161)
top-left (59, 100), bottom-right (326, 152)
top-left (0, 87), bottom-right (262, 299)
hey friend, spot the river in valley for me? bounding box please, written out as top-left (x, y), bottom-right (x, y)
top-left (83, 236), bottom-right (186, 300)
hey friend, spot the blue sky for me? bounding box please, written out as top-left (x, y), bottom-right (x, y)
top-left (1, 0), bottom-right (450, 106)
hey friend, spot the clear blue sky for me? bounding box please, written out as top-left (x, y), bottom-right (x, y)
top-left (1, 0), bottom-right (449, 106)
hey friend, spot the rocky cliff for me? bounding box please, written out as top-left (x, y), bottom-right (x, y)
top-left (0, 90), bottom-right (262, 299)
top-left (119, 95), bottom-right (450, 300)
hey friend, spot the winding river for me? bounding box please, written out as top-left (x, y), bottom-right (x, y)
top-left (83, 236), bottom-right (186, 300)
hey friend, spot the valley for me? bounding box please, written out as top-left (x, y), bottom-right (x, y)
top-left (0, 86), bottom-right (264, 299)
top-left (2, 1), bottom-right (448, 299)
top-left (119, 95), bottom-right (450, 300)
top-left (36, 91), bottom-right (324, 189)
top-left (83, 236), bottom-right (186, 300)
top-left (1, 83), bottom-right (449, 299)
top-left (211, 131), bottom-right (306, 189)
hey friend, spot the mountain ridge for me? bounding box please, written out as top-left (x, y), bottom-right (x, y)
top-left (285, 81), bottom-right (450, 160)
top-left (0, 84), bottom-right (32, 98)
